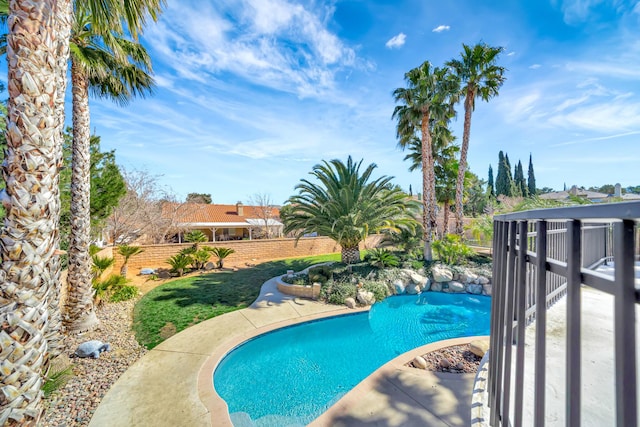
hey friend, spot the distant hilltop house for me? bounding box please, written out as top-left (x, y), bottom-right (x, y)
top-left (164, 202), bottom-right (284, 242)
top-left (540, 183), bottom-right (640, 203)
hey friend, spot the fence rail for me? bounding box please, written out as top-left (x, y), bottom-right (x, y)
top-left (487, 201), bottom-right (640, 427)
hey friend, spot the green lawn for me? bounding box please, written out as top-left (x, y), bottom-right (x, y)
top-left (132, 253), bottom-right (341, 349)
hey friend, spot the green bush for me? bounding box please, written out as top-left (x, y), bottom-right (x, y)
top-left (321, 281), bottom-right (357, 305)
top-left (281, 273), bottom-right (309, 286)
top-left (110, 284), bottom-right (139, 302)
top-left (308, 265), bottom-right (332, 284)
top-left (365, 248), bottom-right (399, 268)
top-left (432, 234), bottom-right (474, 265)
top-left (363, 280), bottom-right (390, 302)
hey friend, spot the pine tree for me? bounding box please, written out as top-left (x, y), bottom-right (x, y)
top-left (409, 184), bottom-right (413, 196)
top-left (527, 154), bottom-right (536, 196)
top-left (487, 165), bottom-right (495, 196)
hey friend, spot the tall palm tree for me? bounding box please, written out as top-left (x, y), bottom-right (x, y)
top-left (393, 61), bottom-right (459, 260)
top-left (64, 11), bottom-right (155, 333)
top-left (447, 43), bottom-right (506, 235)
top-left (282, 157), bottom-right (419, 264)
top-left (0, 2), bottom-right (61, 424)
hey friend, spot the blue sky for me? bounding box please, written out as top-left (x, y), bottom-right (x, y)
top-left (84, 0), bottom-right (640, 204)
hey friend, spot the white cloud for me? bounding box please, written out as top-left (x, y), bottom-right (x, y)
top-left (507, 51), bottom-right (516, 56)
top-left (142, 0), bottom-right (357, 99)
top-left (432, 25), bottom-right (450, 33)
top-left (385, 33), bottom-right (406, 49)
top-left (529, 64), bottom-right (541, 69)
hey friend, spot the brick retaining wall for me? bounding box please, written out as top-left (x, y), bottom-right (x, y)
top-left (113, 235), bottom-right (384, 275)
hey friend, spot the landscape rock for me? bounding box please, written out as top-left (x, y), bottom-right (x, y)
top-left (466, 284), bottom-right (483, 295)
top-left (439, 358), bottom-right (451, 369)
top-left (432, 265), bottom-right (453, 282)
top-left (447, 281), bottom-right (466, 293)
top-left (421, 279), bottom-right (431, 292)
top-left (139, 268), bottom-right (155, 275)
top-left (482, 284), bottom-right (492, 296)
top-left (392, 280), bottom-right (406, 295)
top-left (157, 270), bottom-right (171, 279)
top-left (469, 339), bottom-right (490, 357)
top-left (413, 356), bottom-right (428, 370)
top-left (204, 262), bottom-right (216, 271)
top-left (460, 270), bottom-right (478, 284)
top-left (407, 270), bottom-right (429, 287)
top-left (430, 282), bottom-right (443, 292)
top-left (477, 276), bottom-right (490, 285)
top-left (356, 290), bottom-right (376, 306)
top-left (345, 297), bottom-right (357, 309)
top-left (406, 283), bottom-right (422, 295)
top-left (74, 341), bottom-right (111, 359)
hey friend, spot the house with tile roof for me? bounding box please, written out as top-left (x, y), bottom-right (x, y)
top-left (163, 202), bottom-right (283, 242)
top-left (539, 185), bottom-right (609, 203)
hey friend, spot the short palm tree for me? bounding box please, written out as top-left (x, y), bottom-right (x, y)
top-left (447, 43), bottom-right (506, 235)
top-left (393, 62), bottom-right (459, 260)
top-left (64, 10), bottom-right (155, 333)
top-left (117, 245), bottom-right (145, 277)
top-left (282, 156), bottom-right (419, 264)
top-left (210, 247), bottom-right (236, 269)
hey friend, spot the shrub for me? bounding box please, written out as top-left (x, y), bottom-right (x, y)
top-left (308, 265), bottom-right (332, 284)
top-left (363, 280), bottom-right (390, 302)
top-left (93, 274), bottom-right (137, 303)
top-left (432, 234), bottom-right (474, 265)
top-left (91, 255), bottom-right (115, 282)
top-left (184, 230), bottom-right (207, 243)
top-left (365, 248), bottom-right (400, 268)
top-left (281, 273), bottom-right (309, 286)
top-left (210, 247), bottom-right (235, 268)
top-left (321, 280), bottom-right (357, 305)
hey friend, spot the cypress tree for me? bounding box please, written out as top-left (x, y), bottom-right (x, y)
top-left (495, 151), bottom-right (513, 197)
top-left (515, 160), bottom-right (528, 197)
top-left (487, 165), bottom-right (494, 196)
top-left (527, 154), bottom-right (536, 196)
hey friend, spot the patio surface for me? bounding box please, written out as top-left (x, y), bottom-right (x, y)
top-left (89, 273), bottom-right (481, 427)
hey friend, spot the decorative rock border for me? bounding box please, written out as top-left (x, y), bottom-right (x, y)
top-left (392, 264), bottom-right (492, 297)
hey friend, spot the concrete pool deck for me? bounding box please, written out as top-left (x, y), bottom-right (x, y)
top-left (90, 275), bottom-right (481, 427)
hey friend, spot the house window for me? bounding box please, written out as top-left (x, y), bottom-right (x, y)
top-left (229, 228), bottom-right (236, 236)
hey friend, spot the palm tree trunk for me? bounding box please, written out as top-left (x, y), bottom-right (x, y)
top-left (455, 89), bottom-right (475, 235)
top-left (341, 246), bottom-right (361, 264)
top-left (421, 111), bottom-right (435, 261)
top-left (1, 1), bottom-right (60, 424)
top-left (45, 0), bottom-right (74, 359)
top-left (63, 58), bottom-right (99, 333)
top-left (442, 200), bottom-right (450, 237)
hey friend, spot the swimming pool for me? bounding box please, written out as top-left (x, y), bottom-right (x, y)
top-left (214, 293), bottom-right (491, 426)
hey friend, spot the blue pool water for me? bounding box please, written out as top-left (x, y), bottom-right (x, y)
top-left (214, 293), bottom-right (491, 426)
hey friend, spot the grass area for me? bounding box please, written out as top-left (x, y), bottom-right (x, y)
top-left (132, 253), bottom-right (341, 349)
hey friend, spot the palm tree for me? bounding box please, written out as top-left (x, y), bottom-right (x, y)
top-left (117, 245), bottom-right (145, 278)
top-left (282, 157), bottom-right (419, 264)
top-left (210, 247), bottom-right (236, 269)
top-left (64, 10), bottom-right (155, 333)
top-left (447, 43), bottom-right (506, 235)
top-left (393, 61), bottom-right (459, 260)
top-left (0, 2), bottom-right (63, 424)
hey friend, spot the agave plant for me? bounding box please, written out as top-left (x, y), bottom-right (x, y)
top-left (210, 247), bottom-right (235, 269)
top-left (117, 244), bottom-right (144, 277)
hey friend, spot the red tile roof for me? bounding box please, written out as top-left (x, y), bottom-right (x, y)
top-left (162, 203), bottom-right (280, 224)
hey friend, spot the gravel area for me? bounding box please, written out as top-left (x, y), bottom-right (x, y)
top-left (407, 344), bottom-right (482, 373)
top-left (42, 299), bottom-right (147, 427)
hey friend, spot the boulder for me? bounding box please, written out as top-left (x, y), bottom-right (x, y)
top-left (482, 284), bottom-right (492, 296)
top-left (430, 282), bottom-right (443, 292)
top-left (466, 284), bottom-right (483, 295)
top-left (447, 281), bottom-right (466, 293)
top-left (477, 276), bottom-right (490, 285)
top-left (407, 270), bottom-right (429, 287)
top-left (413, 356), bottom-right (428, 370)
top-left (356, 290), bottom-right (376, 306)
top-left (204, 262), bottom-right (216, 271)
top-left (470, 339), bottom-right (490, 357)
top-left (140, 268), bottom-right (155, 275)
top-left (406, 283), bottom-right (422, 295)
top-left (345, 297), bottom-right (357, 309)
top-left (392, 280), bottom-right (406, 295)
top-left (460, 270), bottom-right (478, 284)
top-left (432, 265), bottom-right (453, 282)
